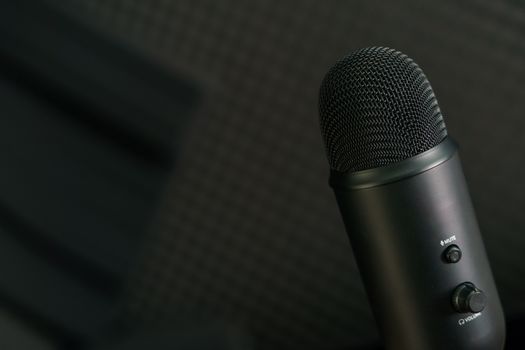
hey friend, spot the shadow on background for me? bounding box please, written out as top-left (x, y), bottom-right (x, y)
top-left (0, 0), bottom-right (199, 348)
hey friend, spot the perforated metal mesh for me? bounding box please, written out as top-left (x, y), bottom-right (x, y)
top-left (319, 47), bottom-right (447, 172)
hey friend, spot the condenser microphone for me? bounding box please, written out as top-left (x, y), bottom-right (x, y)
top-left (319, 47), bottom-right (505, 350)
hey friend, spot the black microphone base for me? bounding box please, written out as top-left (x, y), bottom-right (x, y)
top-left (331, 140), bottom-right (505, 350)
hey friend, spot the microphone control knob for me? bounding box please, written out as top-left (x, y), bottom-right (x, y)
top-left (452, 282), bottom-right (486, 313)
top-left (443, 244), bottom-right (462, 263)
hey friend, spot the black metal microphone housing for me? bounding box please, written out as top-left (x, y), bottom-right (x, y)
top-left (319, 47), bottom-right (505, 350)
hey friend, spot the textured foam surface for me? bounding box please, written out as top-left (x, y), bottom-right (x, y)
top-left (49, 0), bottom-right (525, 348)
top-left (319, 47), bottom-right (447, 172)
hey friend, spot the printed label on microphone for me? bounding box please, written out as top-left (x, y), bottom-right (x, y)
top-left (440, 235), bottom-right (456, 246)
top-left (458, 312), bottom-right (482, 326)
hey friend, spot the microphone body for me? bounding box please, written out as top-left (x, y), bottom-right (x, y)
top-left (318, 47), bottom-right (506, 349)
top-left (331, 139), bottom-right (505, 350)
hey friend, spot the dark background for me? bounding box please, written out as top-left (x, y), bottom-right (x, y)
top-left (0, 0), bottom-right (524, 349)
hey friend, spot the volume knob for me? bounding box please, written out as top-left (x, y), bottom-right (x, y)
top-left (452, 282), bottom-right (486, 313)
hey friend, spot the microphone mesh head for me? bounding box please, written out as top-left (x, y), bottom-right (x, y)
top-left (319, 47), bottom-right (447, 173)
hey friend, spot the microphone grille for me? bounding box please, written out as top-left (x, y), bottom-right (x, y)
top-left (319, 47), bottom-right (447, 173)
